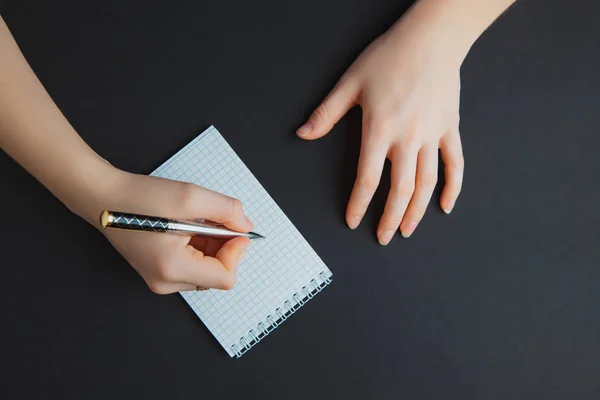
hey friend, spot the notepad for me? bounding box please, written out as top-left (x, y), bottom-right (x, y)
top-left (150, 126), bottom-right (333, 357)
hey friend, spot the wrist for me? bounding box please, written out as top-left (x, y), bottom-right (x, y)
top-left (63, 157), bottom-right (127, 228)
top-left (389, 0), bottom-right (511, 68)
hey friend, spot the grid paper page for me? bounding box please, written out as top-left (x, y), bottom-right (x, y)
top-left (151, 126), bottom-right (332, 357)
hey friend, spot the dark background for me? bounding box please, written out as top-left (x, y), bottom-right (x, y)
top-left (1, 0), bottom-right (599, 398)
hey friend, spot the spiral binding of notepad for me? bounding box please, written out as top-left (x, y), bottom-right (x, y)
top-left (230, 271), bottom-right (332, 358)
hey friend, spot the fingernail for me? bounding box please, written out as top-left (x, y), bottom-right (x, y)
top-left (443, 200), bottom-right (455, 214)
top-left (348, 216), bottom-right (362, 230)
top-left (244, 215), bottom-right (254, 229)
top-left (401, 222), bottom-right (418, 238)
top-left (297, 122), bottom-right (313, 137)
top-left (378, 230), bottom-right (395, 246)
top-left (238, 243), bottom-right (250, 263)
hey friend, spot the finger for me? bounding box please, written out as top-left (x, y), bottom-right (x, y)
top-left (439, 130), bottom-right (464, 214)
top-left (188, 236), bottom-right (210, 251)
top-left (214, 236), bottom-right (251, 271)
top-left (345, 119), bottom-right (388, 230)
top-left (188, 236), bottom-right (225, 257)
top-left (399, 146), bottom-right (438, 238)
top-left (180, 237), bottom-right (250, 290)
top-left (204, 238), bottom-right (226, 257)
top-left (297, 73), bottom-right (359, 140)
top-left (148, 282), bottom-right (198, 294)
top-left (125, 175), bottom-right (253, 233)
top-left (182, 185), bottom-right (254, 232)
top-left (376, 145), bottom-right (418, 245)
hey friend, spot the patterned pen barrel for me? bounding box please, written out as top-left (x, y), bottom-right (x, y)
top-left (100, 210), bottom-right (264, 239)
top-left (101, 211), bottom-right (169, 232)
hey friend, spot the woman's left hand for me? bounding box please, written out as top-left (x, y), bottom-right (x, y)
top-left (297, 3), bottom-right (467, 245)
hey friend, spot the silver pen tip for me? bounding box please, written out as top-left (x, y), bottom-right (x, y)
top-left (248, 232), bottom-right (265, 239)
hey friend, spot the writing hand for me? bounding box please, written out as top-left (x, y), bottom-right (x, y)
top-left (101, 171), bottom-right (253, 294)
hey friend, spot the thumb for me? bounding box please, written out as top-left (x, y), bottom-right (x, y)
top-left (297, 74), bottom-right (359, 140)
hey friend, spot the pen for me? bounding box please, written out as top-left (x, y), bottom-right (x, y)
top-left (100, 210), bottom-right (265, 240)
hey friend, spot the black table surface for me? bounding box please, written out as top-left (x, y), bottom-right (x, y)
top-left (1, 0), bottom-right (599, 398)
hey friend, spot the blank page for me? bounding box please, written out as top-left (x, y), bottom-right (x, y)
top-left (151, 126), bottom-right (333, 357)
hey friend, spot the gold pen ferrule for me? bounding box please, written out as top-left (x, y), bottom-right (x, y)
top-left (100, 210), bottom-right (114, 228)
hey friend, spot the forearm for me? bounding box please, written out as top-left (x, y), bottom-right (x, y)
top-left (0, 17), bottom-right (116, 225)
top-left (388, 0), bottom-right (516, 65)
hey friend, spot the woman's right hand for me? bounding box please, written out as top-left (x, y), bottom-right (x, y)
top-left (0, 17), bottom-right (253, 295)
top-left (87, 170), bottom-right (253, 294)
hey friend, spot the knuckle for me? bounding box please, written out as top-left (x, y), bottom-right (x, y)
top-left (419, 173), bottom-right (438, 189)
top-left (179, 182), bottom-right (199, 210)
top-left (371, 129), bottom-right (387, 144)
top-left (450, 180), bottom-right (464, 194)
top-left (448, 155), bottom-right (465, 171)
top-left (367, 118), bottom-right (392, 143)
top-left (228, 197), bottom-right (243, 220)
top-left (148, 281), bottom-right (170, 295)
top-left (155, 259), bottom-right (177, 283)
top-left (400, 133), bottom-right (420, 149)
top-left (409, 211), bottom-right (425, 223)
top-left (447, 111), bottom-right (460, 128)
top-left (393, 180), bottom-right (415, 197)
top-left (312, 102), bottom-right (329, 123)
top-left (375, 100), bottom-right (403, 121)
top-left (357, 175), bottom-right (380, 192)
top-left (232, 197), bottom-right (243, 214)
top-left (337, 71), bottom-right (355, 87)
top-left (382, 216), bottom-right (403, 229)
top-left (191, 250), bottom-right (206, 264)
top-left (218, 273), bottom-right (236, 291)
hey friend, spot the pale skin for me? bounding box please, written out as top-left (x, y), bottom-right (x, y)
top-left (1, 0), bottom-right (514, 293)
top-left (298, 0), bottom-right (515, 244)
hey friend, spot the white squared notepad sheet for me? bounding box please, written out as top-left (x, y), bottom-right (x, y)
top-left (151, 126), bottom-right (332, 357)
